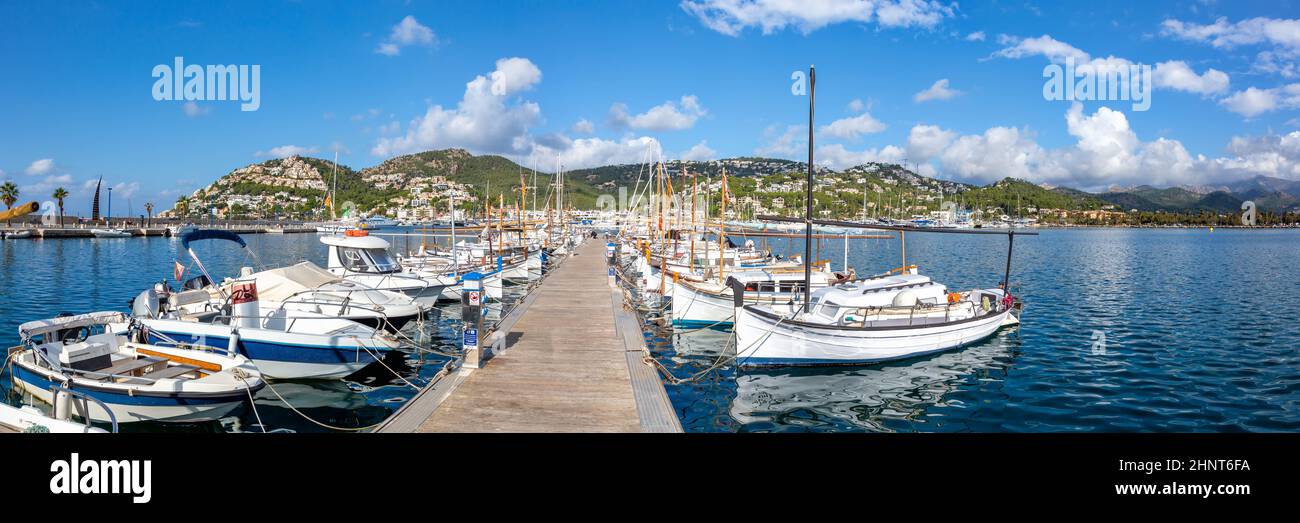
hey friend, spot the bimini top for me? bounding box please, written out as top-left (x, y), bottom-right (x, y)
top-left (19, 311), bottom-right (128, 339)
top-left (319, 234), bottom-right (391, 250)
top-left (180, 229), bottom-right (247, 250)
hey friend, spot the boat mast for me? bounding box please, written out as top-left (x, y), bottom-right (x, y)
top-left (331, 151), bottom-right (338, 221)
top-left (690, 166), bottom-right (697, 274)
top-left (450, 192), bottom-right (457, 270)
top-left (718, 167), bottom-right (727, 283)
top-left (802, 65), bottom-right (815, 312)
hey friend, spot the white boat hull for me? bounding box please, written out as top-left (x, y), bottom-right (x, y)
top-left (669, 280), bottom-right (798, 327)
top-left (734, 305), bottom-right (1016, 367)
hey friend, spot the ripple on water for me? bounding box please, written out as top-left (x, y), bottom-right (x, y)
top-left (650, 229), bottom-right (1300, 432)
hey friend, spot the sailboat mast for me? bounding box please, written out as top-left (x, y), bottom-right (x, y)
top-left (450, 192), bottom-right (457, 270)
top-left (718, 168), bottom-right (727, 283)
top-left (690, 167), bottom-right (696, 274)
top-left (802, 65), bottom-right (816, 312)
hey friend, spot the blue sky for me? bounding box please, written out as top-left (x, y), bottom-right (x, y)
top-left (3, 0), bottom-right (1300, 215)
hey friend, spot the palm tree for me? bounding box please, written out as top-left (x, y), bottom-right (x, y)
top-left (52, 187), bottom-right (69, 227)
top-left (1, 181), bottom-right (18, 210)
top-left (144, 202), bottom-right (154, 227)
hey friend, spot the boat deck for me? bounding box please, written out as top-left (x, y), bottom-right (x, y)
top-left (378, 239), bottom-right (681, 433)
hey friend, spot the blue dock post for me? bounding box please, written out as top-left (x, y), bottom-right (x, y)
top-left (461, 271), bottom-right (485, 368)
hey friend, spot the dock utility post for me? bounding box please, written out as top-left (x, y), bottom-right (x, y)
top-left (606, 242), bottom-right (617, 288)
top-left (461, 272), bottom-right (486, 369)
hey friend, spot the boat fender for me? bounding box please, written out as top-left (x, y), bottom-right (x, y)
top-left (725, 277), bottom-right (745, 307)
top-left (981, 295), bottom-right (991, 312)
top-left (227, 331), bottom-right (241, 358)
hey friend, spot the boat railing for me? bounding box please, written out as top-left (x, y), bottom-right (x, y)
top-left (49, 384), bottom-right (119, 433)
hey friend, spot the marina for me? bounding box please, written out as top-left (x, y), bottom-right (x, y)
top-left (3, 210), bottom-right (1299, 433)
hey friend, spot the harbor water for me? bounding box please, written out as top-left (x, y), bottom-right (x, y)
top-left (2, 228), bottom-right (1298, 432)
top-left (648, 228), bottom-right (1300, 432)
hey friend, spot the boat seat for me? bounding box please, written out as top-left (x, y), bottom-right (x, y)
top-left (140, 364), bottom-right (200, 380)
top-left (179, 310), bottom-right (221, 323)
top-left (92, 356), bottom-right (166, 380)
top-left (169, 289), bottom-right (211, 308)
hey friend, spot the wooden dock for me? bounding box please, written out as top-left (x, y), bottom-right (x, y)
top-left (378, 239), bottom-right (682, 433)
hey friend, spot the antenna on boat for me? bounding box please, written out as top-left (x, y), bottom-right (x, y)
top-left (802, 65), bottom-right (815, 313)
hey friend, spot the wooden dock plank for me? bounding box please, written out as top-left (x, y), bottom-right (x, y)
top-left (392, 239), bottom-right (680, 433)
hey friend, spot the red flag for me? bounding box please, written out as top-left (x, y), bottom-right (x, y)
top-left (174, 260), bottom-right (185, 282)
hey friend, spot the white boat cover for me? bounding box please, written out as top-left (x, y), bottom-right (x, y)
top-left (248, 262), bottom-right (344, 303)
top-left (18, 311), bottom-right (128, 338)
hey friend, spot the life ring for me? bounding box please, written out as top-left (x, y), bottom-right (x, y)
top-left (946, 292), bottom-right (962, 304)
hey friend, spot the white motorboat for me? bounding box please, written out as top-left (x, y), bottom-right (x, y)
top-left (90, 228), bottom-right (132, 238)
top-left (167, 224), bottom-right (197, 237)
top-left (2, 229), bottom-right (32, 239)
top-left (133, 229), bottom-right (405, 379)
top-left (171, 262), bottom-right (426, 332)
top-left (322, 231), bottom-right (503, 303)
top-left (9, 311), bottom-right (265, 423)
top-left (175, 229), bottom-right (425, 331)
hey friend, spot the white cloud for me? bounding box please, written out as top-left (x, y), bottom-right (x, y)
top-left (1153, 60), bottom-right (1230, 95)
top-left (372, 57), bottom-right (543, 157)
top-left (375, 15), bottom-right (437, 56)
top-left (756, 124), bottom-right (806, 157)
top-left (906, 124), bottom-right (955, 160)
top-left (846, 98), bottom-right (866, 112)
top-left (965, 31), bottom-right (985, 41)
top-left (680, 140), bottom-right (718, 161)
top-left (992, 34), bottom-right (1089, 63)
top-left (609, 95), bottom-right (707, 131)
top-left (816, 143), bottom-right (906, 169)
top-left (992, 34), bottom-right (1231, 97)
top-left (818, 111), bottom-right (886, 140)
top-left (936, 125), bottom-right (1063, 184)
top-left (25, 159), bottom-right (54, 176)
top-left (913, 78), bottom-right (961, 102)
top-left (20, 174), bottom-right (74, 196)
top-left (1161, 17), bottom-right (1300, 51)
top-left (1219, 84), bottom-right (1300, 117)
top-left (182, 101), bottom-right (211, 117)
top-left (527, 136), bottom-right (662, 170)
top-left (111, 181), bottom-right (140, 200)
top-left (571, 118), bottom-right (595, 134)
top-left (256, 145), bottom-right (320, 158)
top-left (680, 0), bottom-right (955, 36)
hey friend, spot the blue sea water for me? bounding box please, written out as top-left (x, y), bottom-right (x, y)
top-left (2, 228), bottom-right (1297, 432)
top-left (647, 228), bottom-right (1300, 432)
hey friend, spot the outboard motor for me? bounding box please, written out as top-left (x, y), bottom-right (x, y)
top-left (132, 288), bottom-right (161, 319)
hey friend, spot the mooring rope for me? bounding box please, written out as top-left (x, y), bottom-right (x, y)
top-left (260, 378), bottom-right (385, 432)
top-left (231, 368), bottom-right (267, 434)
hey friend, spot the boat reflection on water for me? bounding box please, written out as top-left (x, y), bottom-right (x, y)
top-left (729, 329), bottom-right (1021, 432)
top-left (238, 379), bottom-right (400, 433)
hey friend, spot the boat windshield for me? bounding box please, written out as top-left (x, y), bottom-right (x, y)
top-left (339, 247), bottom-right (400, 274)
top-left (365, 248), bottom-right (402, 273)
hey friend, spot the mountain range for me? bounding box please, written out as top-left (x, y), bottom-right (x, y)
top-left (169, 149), bottom-right (1300, 218)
